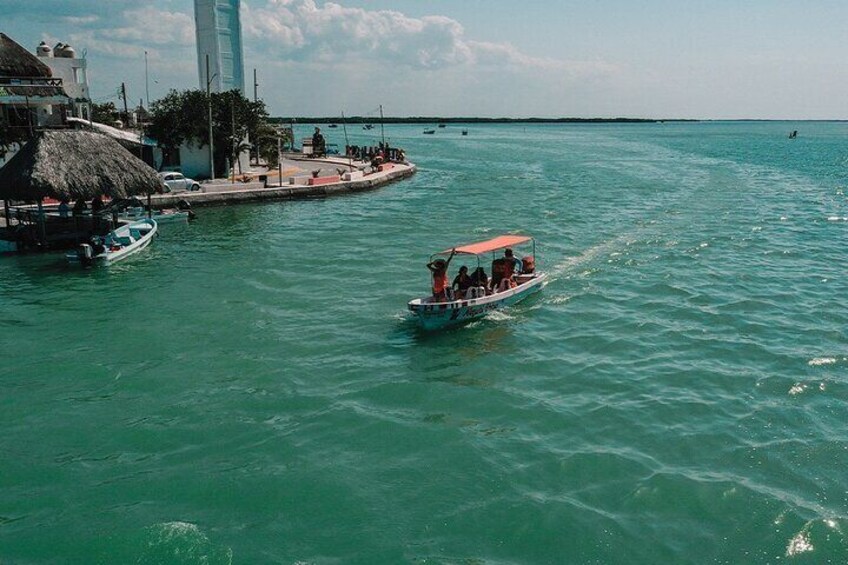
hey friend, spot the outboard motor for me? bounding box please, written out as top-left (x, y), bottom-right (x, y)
top-left (77, 243), bottom-right (94, 267)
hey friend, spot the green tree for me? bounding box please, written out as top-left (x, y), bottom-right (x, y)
top-left (90, 101), bottom-right (120, 124)
top-left (145, 89), bottom-right (268, 178)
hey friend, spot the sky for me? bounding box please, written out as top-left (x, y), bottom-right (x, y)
top-left (2, 0), bottom-right (847, 119)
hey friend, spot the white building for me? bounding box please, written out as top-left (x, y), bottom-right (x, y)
top-left (35, 41), bottom-right (90, 120)
top-left (194, 0), bottom-right (245, 93)
top-left (0, 33), bottom-right (72, 168)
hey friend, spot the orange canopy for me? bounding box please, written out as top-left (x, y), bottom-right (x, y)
top-left (444, 235), bottom-right (533, 255)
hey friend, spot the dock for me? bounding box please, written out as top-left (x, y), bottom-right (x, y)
top-left (150, 158), bottom-right (416, 208)
top-left (1, 157), bottom-right (416, 252)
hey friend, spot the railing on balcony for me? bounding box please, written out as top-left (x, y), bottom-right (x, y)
top-left (0, 76), bottom-right (64, 87)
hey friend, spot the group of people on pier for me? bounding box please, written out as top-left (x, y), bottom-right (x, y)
top-left (426, 248), bottom-right (535, 302)
top-left (345, 143), bottom-right (405, 164)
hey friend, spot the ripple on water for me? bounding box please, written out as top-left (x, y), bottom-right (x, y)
top-left (3, 122), bottom-right (848, 563)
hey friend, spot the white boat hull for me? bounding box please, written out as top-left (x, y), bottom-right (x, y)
top-left (120, 207), bottom-right (189, 223)
top-left (408, 273), bottom-right (546, 330)
top-left (66, 219), bottom-right (157, 266)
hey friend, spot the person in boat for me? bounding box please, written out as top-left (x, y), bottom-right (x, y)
top-left (469, 266), bottom-right (489, 294)
top-left (521, 255), bottom-right (536, 274)
top-left (452, 265), bottom-right (473, 298)
top-left (427, 248), bottom-right (456, 301)
top-left (493, 248), bottom-right (521, 292)
top-left (504, 248), bottom-right (522, 274)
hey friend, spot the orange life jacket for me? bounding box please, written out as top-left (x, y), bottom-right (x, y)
top-left (432, 271), bottom-right (448, 293)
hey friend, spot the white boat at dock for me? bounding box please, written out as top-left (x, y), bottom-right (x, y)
top-left (66, 218), bottom-right (157, 266)
top-left (107, 197), bottom-right (193, 223)
top-left (408, 235), bottom-right (546, 330)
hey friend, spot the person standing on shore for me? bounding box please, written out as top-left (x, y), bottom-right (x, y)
top-left (312, 127), bottom-right (325, 157)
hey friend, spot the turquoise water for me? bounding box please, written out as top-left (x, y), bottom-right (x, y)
top-left (2, 122), bottom-right (848, 563)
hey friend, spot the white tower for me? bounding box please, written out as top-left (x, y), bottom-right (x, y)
top-left (194, 0), bottom-right (245, 93)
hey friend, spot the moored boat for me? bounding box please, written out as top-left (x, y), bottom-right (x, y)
top-left (408, 235), bottom-right (546, 329)
top-left (106, 197), bottom-right (193, 223)
top-left (66, 218), bottom-right (157, 267)
top-left (423, 129), bottom-right (436, 135)
top-left (120, 207), bottom-right (191, 223)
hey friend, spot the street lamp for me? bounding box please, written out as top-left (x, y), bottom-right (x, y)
top-left (205, 54), bottom-right (217, 180)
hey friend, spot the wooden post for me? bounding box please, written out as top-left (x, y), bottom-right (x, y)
top-left (147, 192), bottom-right (152, 219)
top-left (36, 199), bottom-right (47, 248)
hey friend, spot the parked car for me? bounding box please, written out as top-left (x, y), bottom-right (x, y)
top-left (158, 172), bottom-right (201, 193)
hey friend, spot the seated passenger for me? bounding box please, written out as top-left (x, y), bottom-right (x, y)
top-left (470, 266), bottom-right (488, 290)
top-left (452, 265), bottom-right (473, 298)
top-left (522, 255), bottom-right (535, 274)
top-left (492, 250), bottom-right (520, 293)
top-left (490, 258), bottom-right (507, 291)
top-left (503, 248), bottom-right (522, 275)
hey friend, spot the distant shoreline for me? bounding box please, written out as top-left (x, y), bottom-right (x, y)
top-left (270, 117), bottom-right (679, 125)
top-left (269, 117), bottom-right (848, 125)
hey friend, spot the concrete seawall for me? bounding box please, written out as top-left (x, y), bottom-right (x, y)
top-left (151, 163), bottom-right (416, 208)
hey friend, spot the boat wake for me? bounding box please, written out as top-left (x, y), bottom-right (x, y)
top-left (548, 234), bottom-right (633, 281)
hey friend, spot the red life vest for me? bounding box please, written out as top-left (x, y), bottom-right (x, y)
top-left (432, 271), bottom-right (448, 293)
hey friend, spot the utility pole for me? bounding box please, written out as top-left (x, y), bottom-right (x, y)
top-left (341, 111), bottom-right (351, 170)
top-left (144, 51), bottom-right (150, 107)
top-left (379, 104), bottom-right (385, 146)
top-left (120, 82), bottom-right (129, 125)
top-left (231, 95), bottom-right (236, 184)
top-left (206, 54), bottom-right (215, 180)
top-left (138, 98), bottom-right (144, 160)
top-left (252, 68), bottom-right (258, 165)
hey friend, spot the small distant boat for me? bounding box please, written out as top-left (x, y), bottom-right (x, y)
top-left (363, 124), bottom-right (374, 130)
top-left (328, 124), bottom-right (338, 128)
top-left (438, 123), bottom-right (446, 128)
top-left (408, 234), bottom-right (546, 330)
top-left (461, 129), bottom-right (468, 136)
top-left (66, 218), bottom-right (157, 267)
top-left (423, 129), bottom-right (436, 135)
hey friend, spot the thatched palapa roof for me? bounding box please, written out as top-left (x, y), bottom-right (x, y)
top-left (0, 130), bottom-right (162, 201)
top-left (0, 33), bottom-right (51, 78)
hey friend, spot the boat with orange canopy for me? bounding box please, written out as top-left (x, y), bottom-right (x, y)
top-left (408, 234), bottom-right (546, 329)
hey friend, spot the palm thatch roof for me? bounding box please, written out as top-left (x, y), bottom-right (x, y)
top-left (0, 130), bottom-right (162, 201)
top-left (0, 33), bottom-right (51, 78)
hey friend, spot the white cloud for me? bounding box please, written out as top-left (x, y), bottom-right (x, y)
top-left (62, 15), bottom-right (100, 25)
top-left (108, 7), bottom-right (195, 46)
top-left (243, 0), bottom-right (614, 75)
